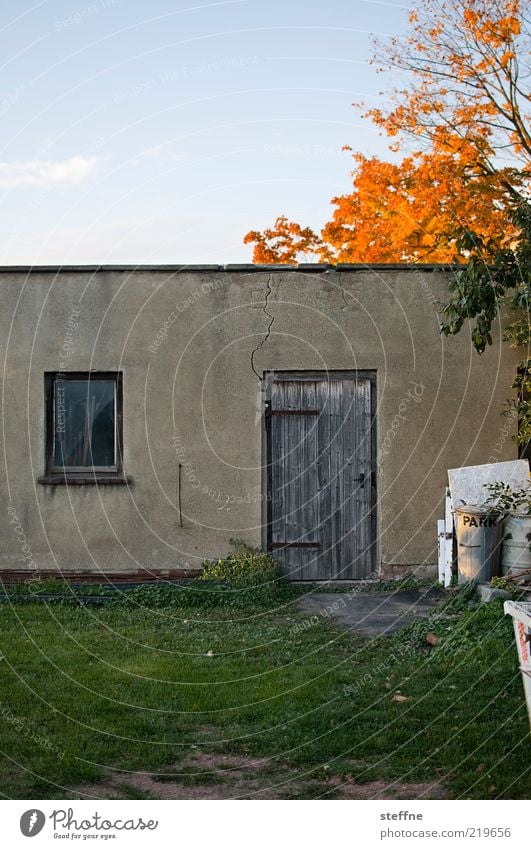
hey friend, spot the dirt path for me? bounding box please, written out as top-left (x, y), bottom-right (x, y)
top-left (73, 752), bottom-right (447, 800)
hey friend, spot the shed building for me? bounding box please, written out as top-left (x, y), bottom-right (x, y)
top-left (0, 264), bottom-right (519, 582)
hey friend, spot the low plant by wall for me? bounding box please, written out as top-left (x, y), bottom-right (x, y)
top-left (1, 542), bottom-right (296, 610)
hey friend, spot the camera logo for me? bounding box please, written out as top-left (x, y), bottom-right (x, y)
top-left (20, 810), bottom-right (46, 837)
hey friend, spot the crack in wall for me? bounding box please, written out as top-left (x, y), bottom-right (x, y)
top-left (339, 276), bottom-right (349, 311)
top-left (250, 273), bottom-right (275, 381)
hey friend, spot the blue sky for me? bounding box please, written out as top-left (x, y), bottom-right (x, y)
top-left (0, 0), bottom-right (409, 263)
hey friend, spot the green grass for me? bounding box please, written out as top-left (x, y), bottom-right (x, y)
top-left (0, 591), bottom-right (529, 799)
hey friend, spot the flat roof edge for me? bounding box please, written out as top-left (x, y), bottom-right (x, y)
top-left (0, 263), bottom-right (457, 273)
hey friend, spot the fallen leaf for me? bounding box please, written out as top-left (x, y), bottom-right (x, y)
top-left (392, 694), bottom-right (408, 702)
top-left (426, 632), bottom-right (440, 646)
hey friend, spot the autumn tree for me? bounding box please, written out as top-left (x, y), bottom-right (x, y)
top-left (244, 0), bottom-right (529, 264)
top-left (243, 216), bottom-right (321, 264)
top-left (322, 149), bottom-right (515, 263)
top-left (441, 200), bottom-right (531, 445)
top-left (245, 150), bottom-right (518, 264)
top-left (409, 1), bottom-right (531, 446)
top-left (245, 0), bottom-right (530, 441)
top-left (367, 0), bottom-right (529, 198)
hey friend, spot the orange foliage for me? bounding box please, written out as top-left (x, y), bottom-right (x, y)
top-left (245, 150), bottom-right (517, 264)
top-left (322, 152), bottom-right (517, 263)
top-left (367, 0), bottom-right (530, 175)
top-left (243, 217), bottom-right (321, 264)
top-left (244, 0), bottom-right (529, 265)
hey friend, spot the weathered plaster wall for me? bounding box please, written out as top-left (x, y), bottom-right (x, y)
top-left (0, 265), bottom-right (519, 578)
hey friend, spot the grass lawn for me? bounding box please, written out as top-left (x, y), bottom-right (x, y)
top-left (0, 586), bottom-right (529, 800)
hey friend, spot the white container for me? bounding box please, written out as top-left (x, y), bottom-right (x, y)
top-left (504, 601), bottom-right (531, 730)
top-left (501, 513), bottom-right (531, 577)
top-left (455, 505), bottom-right (504, 584)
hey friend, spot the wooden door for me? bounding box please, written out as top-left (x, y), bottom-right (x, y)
top-left (266, 372), bottom-right (376, 580)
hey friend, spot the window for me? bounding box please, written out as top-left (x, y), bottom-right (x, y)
top-left (40, 372), bottom-right (124, 484)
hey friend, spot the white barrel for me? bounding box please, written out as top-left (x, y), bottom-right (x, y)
top-left (501, 514), bottom-right (531, 577)
top-left (455, 505), bottom-right (504, 584)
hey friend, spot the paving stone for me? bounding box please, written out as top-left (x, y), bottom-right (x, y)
top-left (297, 588), bottom-right (445, 636)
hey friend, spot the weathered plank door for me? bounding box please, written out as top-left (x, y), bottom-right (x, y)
top-left (266, 372), bottom-right (375, 580)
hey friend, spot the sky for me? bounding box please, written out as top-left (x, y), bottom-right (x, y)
top-left (0, 0), bottom-right (410, 264)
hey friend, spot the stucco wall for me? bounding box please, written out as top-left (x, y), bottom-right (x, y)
top-left (0, 265), bottom-right (519, 578)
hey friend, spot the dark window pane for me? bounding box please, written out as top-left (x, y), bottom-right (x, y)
top-left (54, 379), bottom-right (116, 467)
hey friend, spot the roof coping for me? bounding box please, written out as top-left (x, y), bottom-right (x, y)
top-left (0, 262), bottom-right (456, 273)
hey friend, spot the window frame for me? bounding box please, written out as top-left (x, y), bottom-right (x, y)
top-left (41, 371), bottom-right (124, 484)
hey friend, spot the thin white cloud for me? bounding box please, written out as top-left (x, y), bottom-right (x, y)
top-left (0, 213), bottom-right (248, 264)
top-left (139, 143), bottom-right (167, 160)
top-left (128, 143), bottom-right (190, 167)
top-left (128, 144), bottom-right (167, 167)
top-left (0, 155), bottom-right (98, 188)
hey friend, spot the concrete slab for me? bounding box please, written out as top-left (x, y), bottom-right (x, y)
top-left (297, 587), bottom-right (446, 636)
top-left (448, 460), bottom-right (529, 509)
top-left (477, 582), bottom-right (512, 603)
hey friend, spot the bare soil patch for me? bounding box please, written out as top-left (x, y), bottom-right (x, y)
top-left (72, 752), bottom-right (447, 800)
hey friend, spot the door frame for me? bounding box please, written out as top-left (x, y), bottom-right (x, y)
top-left (262, 369), bottom-right (378, 579)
